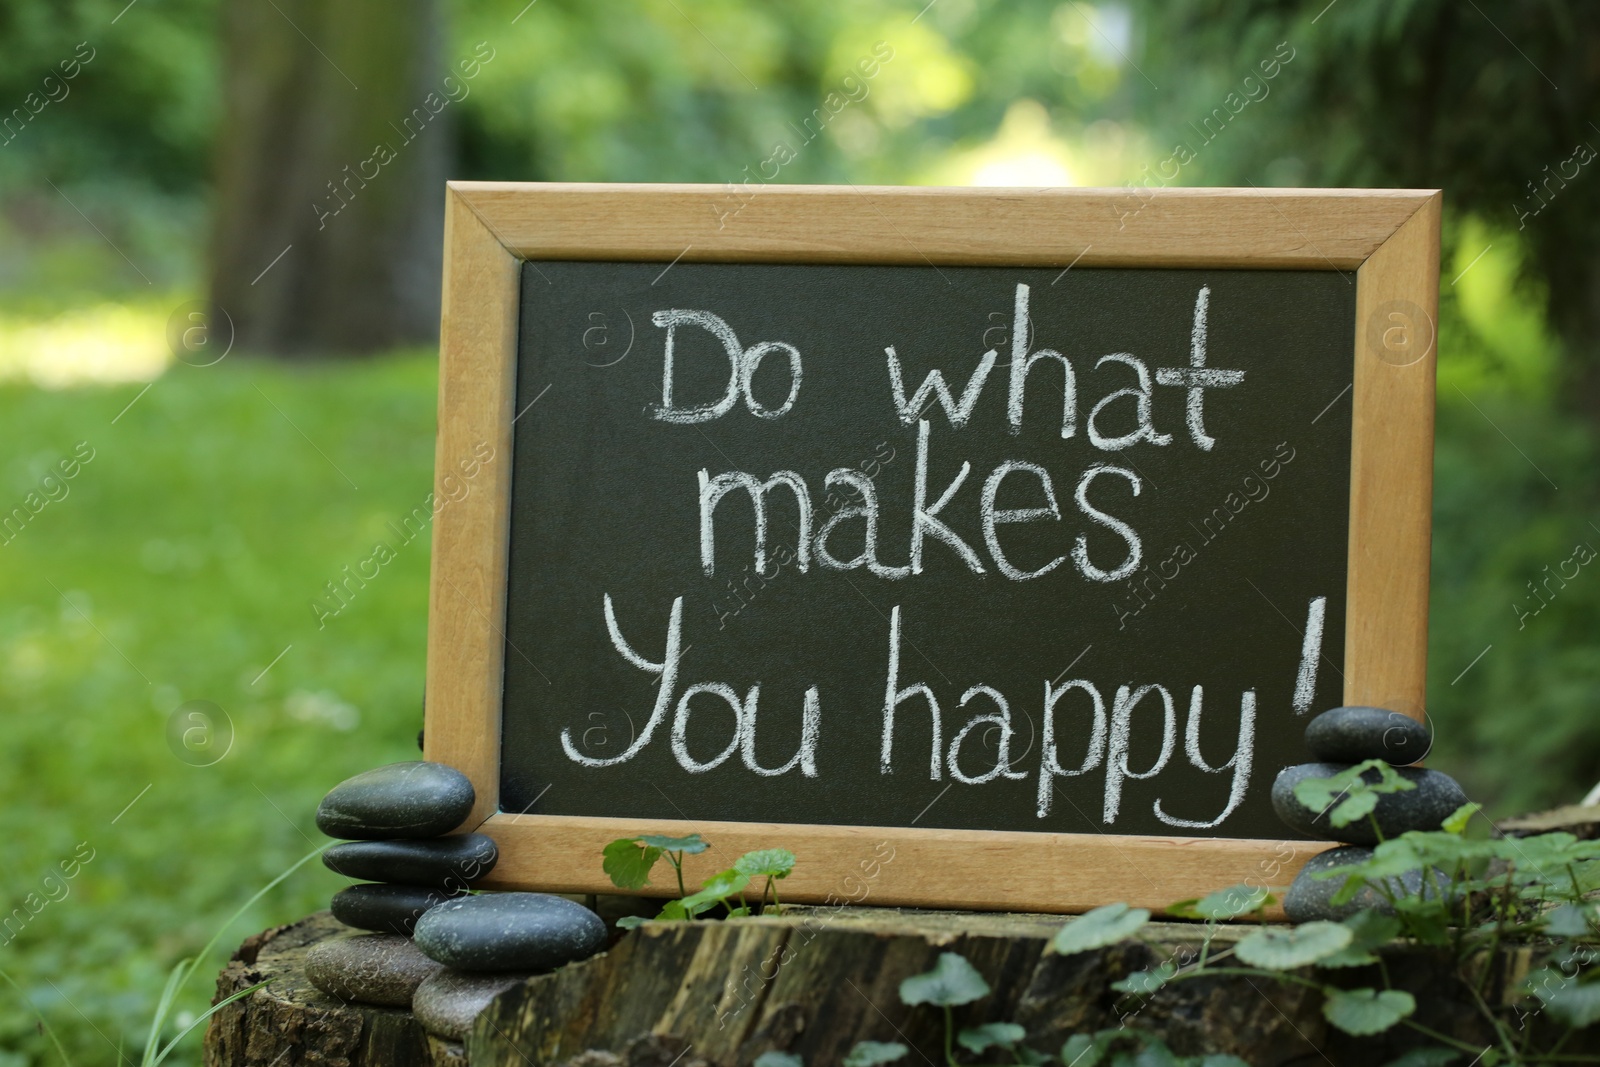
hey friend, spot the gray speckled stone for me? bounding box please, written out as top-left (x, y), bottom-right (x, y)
top-left (413, 893), bottom-right (606, 972)
top-left (305, 933), bottom-right (443, 1007)
top-left (331, 883), bottom-right (464, 936)
top-left (1305, 706), bottom-right (1431, 766)
top-left (316, 761), bottom-right (474, 840)
top-left (1283, 847), bottom-right (1418, 922)
top-left (412, 968), bottom-right (534, 1041)
top-left (323, 833), bottom-right (498, 890)
top-left (1272, 762), bottom-right (1470, 845)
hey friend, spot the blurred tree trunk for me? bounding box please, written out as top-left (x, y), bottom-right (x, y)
top-left (210, 0), bottom-right (446, 357)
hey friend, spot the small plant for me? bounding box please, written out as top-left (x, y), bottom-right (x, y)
top-left (603, 833), bottom-right (796, 928)
top-left (835, 952), bottom-right (1048, 1066)
top-left (603, 832), bottom-right (709, 898)
top-left (1054, 769), bottom-right (1600, 1064)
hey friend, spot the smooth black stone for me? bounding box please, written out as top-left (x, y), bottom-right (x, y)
top-left (413, 893), bottom-right (606, 972)
top-left (412, 968), bottom-right (534, 1041)
top-left (1283, 846), bottom-right (1416, 922)
top-left (316, 761), bottom-right (474, 840)
top-left (323, 834), bottom-right (498, 890)
top-left (1271, 762), bottom-right (1470, 845)
top-left (330, 883), bottom-right (465, 936)
top-left (1304, 706), bottom-right (1431, 765)
top-left (305, 933), bottom-right (442, 1007)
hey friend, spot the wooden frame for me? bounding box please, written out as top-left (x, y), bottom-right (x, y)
top-left (424, 183), bottom-right (1439, 914)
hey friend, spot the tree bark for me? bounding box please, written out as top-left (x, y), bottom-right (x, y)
top-left (209, 0), bottom-right (446, 358)
top-left (204, 911), bottom-right (461, 1067)
top-left (208, 907), bottom-right (1598, 1066)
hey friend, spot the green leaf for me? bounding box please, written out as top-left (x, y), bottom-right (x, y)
top-left (1442, 802), bottom-right (1481, 835)
top-left (1060, 1034), bottom-right (1104, 1066)
top-left (1544, 903), bottom-right (1595, 937)
top-left (1321, 987), bottom-right (1415, 1036)
top-left (655, 899), bottom-right (693, 921)
top-left (1312, 945), bottom-right (1380, 969)
top-left (1329, 790), bottom-right (1379, 828)
top-left (734, 848), bottom-right (797, 879)
top-left (637, 833), bottom-right (709, 855)
top-left (1538, 978), bottom-right (1600, 1027)
top-left (616, 914), bottom-right (648, 930)
top-left (1293, 761), bottom-right (1415, 826)
top-left (1189, 884), bottom-right (1270, 920)
top-left (843, 1040), bottom-right (909, 1066)
top-left (1342, 909), bottom-right (1403, 951)
top-left (1195, 1057), bottom-right (1251, 1067)
top-left (602, 837), bottom-right (662, 890)
top-left (899, 952), bottom-right (991, 1007)
top-left (1120, 1040), bottom-right (1179, 1066)
top-left (957, 1021), bottom-right (1026, 1052)
top-left (754, 1054), bottom-right (804, 1067)
top-left (1053, 903), bottom-right (1152, 955)
top-left (681, 867), bottom-right (751, 911)
top-left (1110, 965), bottom-right (1173, 995)
top-left (1380, 1049), bottom-right (1460, 1067)
top-left (1234, 922), bottom-right (1352, 970)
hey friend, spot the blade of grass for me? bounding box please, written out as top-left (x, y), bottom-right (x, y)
top-left (150, 982), bottom-right (267, 1067)
top-left (0, 965), bottom-right (74, 1066)
top-left (145, 842), bottom-right (328, 1064)
top-left (141, 961), bottom-right (190, 1065)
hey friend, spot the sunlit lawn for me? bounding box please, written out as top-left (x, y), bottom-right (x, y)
top-left (0, 318), bottom-right (439, 1065)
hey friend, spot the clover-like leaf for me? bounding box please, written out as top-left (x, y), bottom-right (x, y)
top-left (842, 1040), bottom-right (908, 1066)
top-left (699, 867), bottom-right (752, 899)
top-left (754, 1053), bottom-right (804, 1067)
top-left (956, 1022), bottom-right (1026, 1053)
top-left (637, 833), bottom-right (709, 854)
top-left (615, 914), bottom-right (648, 931)
top-left (1322, 987), bottom-right (1415, 1035)
top-left (1189, 884), bottom-right (1270, 920)
top-left (1328, 790), bottom-right (1379, 828)
top-left (735, 848), bottom-right (797, 879)
top-left (1342, 909), bottom-right (1403, 951)
top-left (655, 898), bottom-right (712, 921)
top-left (1538, 978), bottom-right (1600, 1027)
top-left (1052, 903), bottom-right (1151, 956)
top-left (1294, 761), bottom-right (1415, 826)
top-left (1059, 1033), bottom-right (1104, 1066)
top-left (899, 952), bottom-right (990, 1007)
top-left (1544, 903), bottom-right (1595, 938)
top-left (1380, 1049), bottom-right (1460, 1067)
top-left (1235, 921), bottom-right (1352, 970)
top-left (1311, 945), bottom-right (1380, 969)
top-left (602, 837), bottom-right (662, 890)
top-left (1110, 964), bottom-right (1174, 996)
top-left (1442, 802), bottom-right (1482, 835)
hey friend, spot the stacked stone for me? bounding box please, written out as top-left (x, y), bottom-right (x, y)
top-left (305, 761), bottom-right (608, 1042)
top-left (1271, 707), bottom-right (1469, 923)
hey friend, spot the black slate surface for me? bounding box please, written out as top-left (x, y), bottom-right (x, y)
top-left (499, 261), bottom-right (1355, 840)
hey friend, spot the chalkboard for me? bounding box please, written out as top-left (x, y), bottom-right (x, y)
top-left (424, 183), bottom-right (1439, 913)
top-left (501, 261), bottom-right (1352, 841)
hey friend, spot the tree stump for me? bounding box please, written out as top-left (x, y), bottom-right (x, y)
top-left (208, 907), bottom-right (1586, 1066)
top-left (204, 911), bottom-right (463, 1067)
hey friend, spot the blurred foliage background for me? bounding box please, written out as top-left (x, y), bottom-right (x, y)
top-left (0, 0), bottom-right (1596, 1063)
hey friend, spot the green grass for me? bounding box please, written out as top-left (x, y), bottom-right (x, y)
top-left (0, 352), bottom-right (439, 1066)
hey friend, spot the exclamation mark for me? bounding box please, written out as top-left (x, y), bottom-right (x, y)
top-left (1293, 596), bottom-right (1328, 714)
